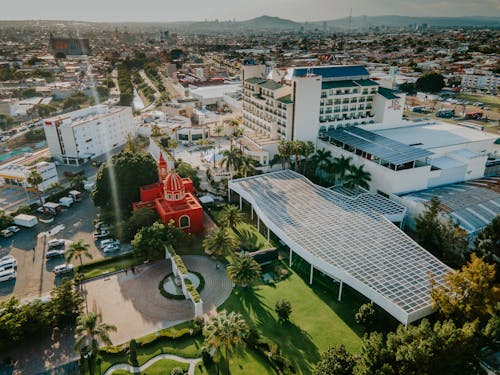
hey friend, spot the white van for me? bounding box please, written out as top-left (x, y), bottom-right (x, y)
top-left (0, 268), bottom-right (16, 282)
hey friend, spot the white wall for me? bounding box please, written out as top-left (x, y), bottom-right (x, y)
top-left (374, 93), bottom-right (405, 125)
top-left (291, 75), bottom-right (322, 143)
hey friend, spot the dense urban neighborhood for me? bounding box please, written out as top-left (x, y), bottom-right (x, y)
top-left (0, 8), bottom-right (499, 375)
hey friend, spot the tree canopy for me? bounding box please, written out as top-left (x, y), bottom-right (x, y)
top-left (92, 151), bottom-right (158, 214)
top-left (131, 221), bottom-right (183, 259)
top-left (474, 215), bottom-right (500, 282)
top-left (415, 71), bottom-right (445, 93)
top-left (315, 345), bottom-right (356, 375)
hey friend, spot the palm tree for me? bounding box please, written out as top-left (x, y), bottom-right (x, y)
top-left (151, 124), bottom-right (162, 137)
top-left (226, 253), bottom-right (262, 287)
top-left (221, 147), bottom-right (242, 172)
top-left (277, 140), bottom-right (292, 169)
top-left (66, 240), bottom-right (93, 265)
top-left (312, 149), bottom-right (332, 182)
top-left (203, 310), bottom-right (249, 375)
top-left (219, 205), bottom-right (245, 231)
top-left (237, 156), bottom-right (255, 178)
top-left (202, 228), bottom-right (239, 256)
top-left (27, 170), bottom-right (44, 207)
top-left (74, 312), bottom-right (117, 358)
top-left (331, 155), bottom-right (353, 186)
top-left (291, 140), bottom-right (303, 171)
top-left (213, 125), bottom-right (224, 137)
top-left (344, 165), bottom-right (371, 190)
top-left (70, 174), bottom-right (87, 191)
top-left (301, 141), bottom-right (315, 175)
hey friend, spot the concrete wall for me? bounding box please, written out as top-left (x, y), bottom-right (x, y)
top-left (374, 93), bottom-right (405, 125)
top-left (291, 75), bottom-right (322, 143)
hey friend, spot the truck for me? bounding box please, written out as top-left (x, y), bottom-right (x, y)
top-left (43, 202), bottom-right (62, 215)
top-left (411, 106), bottom-right (426, 113)
top-left (436, 109), bottom-right (455, 118)
top-left (68, 190), bottom-right (82, 202)
top-left (465, 112), bottom-right (483, 120)
top-left (13, 214), bottom-right (38, 228)
top-left (59, 197), bottom-right (74, 207)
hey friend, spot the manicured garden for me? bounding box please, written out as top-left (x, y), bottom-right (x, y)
top-left (111, 358), bottom-right (189, 375)
top-left (77, 253), bottom-right (147, 279)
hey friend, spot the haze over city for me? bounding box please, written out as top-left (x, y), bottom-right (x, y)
top-left (1, 0), bottom-right (500, 21)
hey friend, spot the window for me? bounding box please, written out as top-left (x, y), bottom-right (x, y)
top-left (179, 215), bottom-right (190, 228)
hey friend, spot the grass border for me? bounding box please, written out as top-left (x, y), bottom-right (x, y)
top-left (158, 271), bottom-right (205, 300)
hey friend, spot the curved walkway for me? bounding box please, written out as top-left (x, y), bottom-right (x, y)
top-left (103, 353), bottom-right (201, 375)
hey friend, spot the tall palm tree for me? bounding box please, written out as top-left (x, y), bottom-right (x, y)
top-left (219, 205), bottom-right (245, 231)
top-left (301, 141), bottom-right (316, 175)
top-left (237, 156), bottom-right (255, 178)
top-left (203, 310), bottom-right (249, 375)
top-left (331, 155), bottom-right (353, 186)
top-left (66, 240), bottom-right (93, 266)
top-left (221, 147), bottom-right (242, 172)
top-left (291, 140), bottom-right (303, 171)
top-left (312, 149), bottom-right (332, 182)
top-left (74, 312), bottom-right (117, 358)
top-left (213, 125), bottom-right (223, 137)
top-left (226, 253), bottom-right (262, 287)
top-left (27, 170), bottom-right (44, 207)
top-left (277, 140), bottom-right (292, 170)
top-left (344, 165), bottom-right (371, 190)
top-left (202, 228), bottom-right (239, 256)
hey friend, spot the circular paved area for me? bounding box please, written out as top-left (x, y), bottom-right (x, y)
top-left (85, 255), bottom-right (233, 344)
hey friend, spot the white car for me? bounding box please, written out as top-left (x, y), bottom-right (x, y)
top-left (100, 239), bottom-right (120, 248)
top-left (48, 239), bottom-right (65, 248)
top-left (0, 255), bottom-right (17, 270)
top-left (53, 264), bottom-right (74, 275)
top-left (7, 226), bottom-right (20, 233)
top-left (102, 243), bottom-right (120, 253)
top-left (46, 249), bottom-right (65, 259)
top-left (93, 229), bottom-right (109, 239)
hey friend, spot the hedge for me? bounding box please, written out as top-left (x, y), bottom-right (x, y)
top-left (173, 255), bottom-right (188, 274)
top-left (184, 278), bottom-right (200, 303)
top-left (158, 271), bottom-right (205, 301)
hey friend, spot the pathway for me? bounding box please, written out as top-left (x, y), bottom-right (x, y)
top-left (103, 353), bottom-right (201, 375)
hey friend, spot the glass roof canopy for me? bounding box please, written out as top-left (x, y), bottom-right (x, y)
top-left (324, 127), bottom-right (433, 166)
top-left (229, 170), bottom-right (451, 325)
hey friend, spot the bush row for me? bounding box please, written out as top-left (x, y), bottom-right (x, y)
top-left (158, 271), bottom-right (205, 301)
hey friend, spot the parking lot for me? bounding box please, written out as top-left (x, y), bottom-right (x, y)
top-left (0, 194), bottom-right (130, 302)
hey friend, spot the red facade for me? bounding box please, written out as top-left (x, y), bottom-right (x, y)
top-left (132, 154), bottom-right (203, 233)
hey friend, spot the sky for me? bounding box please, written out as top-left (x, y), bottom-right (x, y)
top-left (1, 0), bottom-right (499, 22)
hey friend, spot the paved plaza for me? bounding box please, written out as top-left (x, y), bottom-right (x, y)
top-left (85, 255), bottom-right (233, 344)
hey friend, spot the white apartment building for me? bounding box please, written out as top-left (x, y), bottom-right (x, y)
top-left (240, 64), bottom-right (405, 165)
top-left (461, 72), bottom-right (499, 93)
top-left (43, 105), bottom-right (135, 165)
top-left (0, 161), bottom-right (58, 191)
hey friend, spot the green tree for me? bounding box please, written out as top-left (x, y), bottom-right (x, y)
top-left (312, 148), bottom-right (332, 182)
top-left (221, 147), bottom-right (242, 172)
top-left (415, 71), bottom-right (445, 93)
top-left (125, 207), bottom-right (158, 241)
top-left (74, 312), bottom-right (117, 358)
top-left (277, 140), bottom-right (292, 169)
top-left (50, 280), bottom-right (83, 323)
top-left (331, 156), bottom-right (353, 186)
top-left (66, 240), bottom-right (92, 266)
top-left (92, 151), bottom-right (158, 213)
top-left (131, 221), bottom-right (182, 259)
top-left (202, 227), bottom-right (239, 256)
top-left (176, 161), bottom-right (201, 190)
top-left (415, 197), bottom-right (442, 256)
top-left (475, 215), bottom-right (500, 282)
top-left (237, 155), bottom-right (255, 178)
top-left (70, 174), bottom-right (86, 191)
top-left (431, 253), bottom-right (497, 325)
top-left (315, 345), bottom-right (356, 375)
top-left (0, 210), bottom-right (14, 230)
top-left (27, 170), bottom-right (44, 206)
top-left (345, 165), bottom-right (371, 190)
top-left (151, 124), bottom-right (162, 137)
top-left (355, 303), bottom-right (376, 331)
top-left (128, 338), bottom-right (138, 366)
top-left (301, 141), bottom-right (316, 175)
top-left (203, 310), bottom-right (249, 375)
top-left (0, 113), bottom-right (13, 130)
top-left (226, 253), bottom-right (262, 287)
top-left (218, 205), bottom-right (244, 231)
top-left (275, 299), bottom-right (292, 322)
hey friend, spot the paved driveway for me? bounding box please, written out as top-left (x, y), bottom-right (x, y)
top-left (85, 256), bottom-right (233, 345)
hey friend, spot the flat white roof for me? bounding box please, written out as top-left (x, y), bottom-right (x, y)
top-left (190, 83), bottom-right (241, 100)
top-left (374, 122), bottom-right (496, 150)
top-left (229, 170), bottom-right (451, 324)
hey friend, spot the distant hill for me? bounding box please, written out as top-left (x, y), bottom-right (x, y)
top-left (240, 15), bottom-right (300, 30)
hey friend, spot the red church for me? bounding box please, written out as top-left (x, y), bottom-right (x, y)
top-left (132, 154), bottom-right (204, 233)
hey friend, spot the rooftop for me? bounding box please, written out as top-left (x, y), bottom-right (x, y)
top-left (290, 65), bottom-right (370, 81)
top-left (259, 79), bottom-right (283, 91)
top-left (229, 170), bottom-right (451, 324)
top-left (378, 87), bottom-right (401, 100)
top-left (400, 177), bottom-right (500, 234)
top-left (374, 122), bottom-right (498, 150)
top-left (324, 126), bottom-right (433, 165)
top-left (277, 94), bottom-right (293, 104)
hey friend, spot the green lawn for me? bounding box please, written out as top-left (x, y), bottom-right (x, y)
top-left (194, 349), bottom-right (275, 375)
top-left (77, 254), bottom-right (147, 279)
top-left (110, 358), bottom-right (189, 374)
top-left (456, 93), bottom-right (500, 111)
top-left (215, 269), bottom-right (363, 374)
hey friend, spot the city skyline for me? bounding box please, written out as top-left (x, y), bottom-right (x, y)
top-left (1, 0), bottom-right (499, 22)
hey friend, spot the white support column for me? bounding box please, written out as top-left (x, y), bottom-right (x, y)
top-left (239, 196), bottom-right (242, 210)
top-left (309, 264), bottom-right (314, 284)
top-left (251, 206), bottom-right (254, 220)
top-left (338, 280), bottom-right (343, 301)
top-left (257, 216), bottom-right (260, 231)
top-left (289, 248), bottom-right (292, 267)
top-left (228, 187), bottom-right (231, 202)
top-left (267, 227), bottom-right (270, 241)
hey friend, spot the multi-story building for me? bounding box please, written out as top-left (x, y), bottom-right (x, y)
top-left (240, 64), bottom-right (405, 165)
top-left (0, 161), bottom-right (58, 191)
top-left (43, 105), bottom-right (135, 165)
top-left (461, 71), bottom-right (499, 93)
top-left (49, 34), bottom-right (91, 56)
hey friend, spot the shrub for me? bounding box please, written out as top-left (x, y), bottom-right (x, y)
top-left (201, 347), bottom-right (213, 368)
top-left (275, 299), bottom-right (292, 322)
top-left (355, 303), bottom-right (376, 331)
top-left (171, 367), bottom-right (184, 375)
top-left (128, 339), bottom-right (138, 365)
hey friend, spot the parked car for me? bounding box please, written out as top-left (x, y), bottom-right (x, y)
top-left (102, 243), bottom-right (121, 253)
top-left (46, 249), bottom-right (65, 259)
top-left (7, 226), bottom-right (20, 233)
top-left (53, 264), bottom-right (74, 275)
top-left (48, 239), bottom-right (65, 248)
top-left (1, 229), bottom-right (13, 238)
top-left (0, 268), bottom-right (16, 282)
top-left (93, 229), bottom-right (109, 239)
top-left (100, 239), bottom-right (119, 248)
top-left (0, 255), bottom-right (17, 270)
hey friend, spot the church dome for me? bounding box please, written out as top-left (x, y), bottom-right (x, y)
top-left (164, 170), bottom-right (186, 202)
